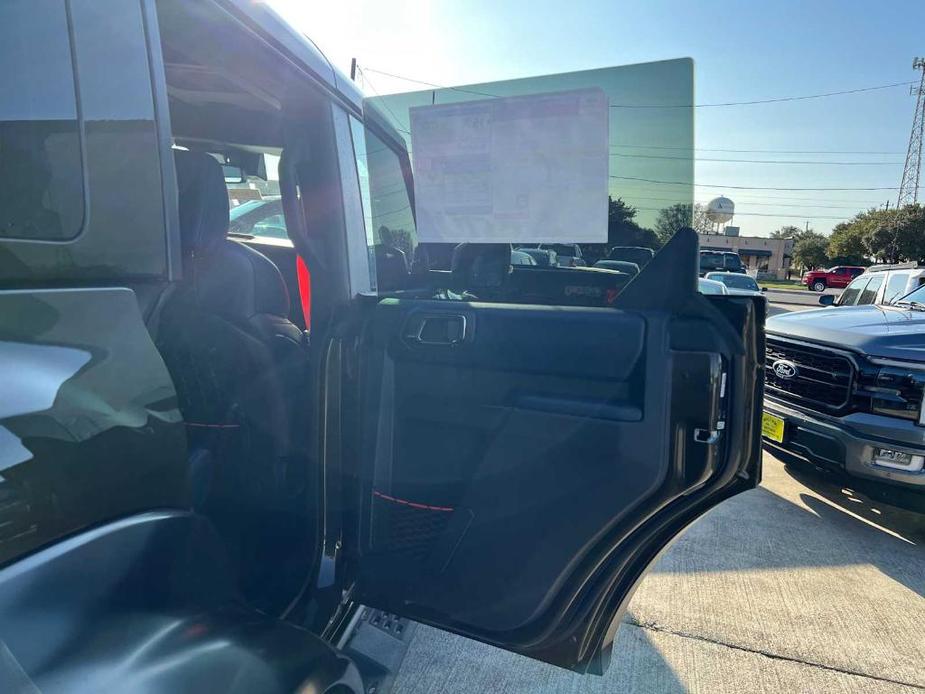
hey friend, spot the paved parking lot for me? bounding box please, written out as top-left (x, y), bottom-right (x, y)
top-left (392, 450), bottom-right (925, 693)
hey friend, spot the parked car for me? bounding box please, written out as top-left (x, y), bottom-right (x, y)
top-left (820, 262), bottom-right (925, 308)
top-left (608, 246), bottom-right (655, 268)
top-left (594, 259), bottom-right (640, 276)
top-left (801, 265), bottom-right (865, 292)
top-left (229, 196), bottom-right (287, 239)
top-left (536, 243), bottom-right (585, 267)
top-left (0, 2), bottom-right (762, 689)
top-left (511, 249), bottom-right (538, 266)
top-left (763, 291), bottom-right (925, 494)
top-left (518, 247), bottom-right (558, 267)
top-left (698, 277), bottom-right (729, 295)
top-left (699, 250), bottom-right (745, 276)
top-left (704, 272), bottom-right (765, 296)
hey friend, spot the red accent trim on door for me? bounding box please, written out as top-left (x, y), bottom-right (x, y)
top-left (296, 255), bottom-right (311, 329)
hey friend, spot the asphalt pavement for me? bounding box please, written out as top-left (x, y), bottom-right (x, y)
top-left (392, 450), bottom-right (925, 693)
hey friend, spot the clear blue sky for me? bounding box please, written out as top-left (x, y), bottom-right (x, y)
top-left (271, 0), bottom-right (925, 236)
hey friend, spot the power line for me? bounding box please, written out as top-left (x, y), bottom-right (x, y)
top-left (611, 175), bottom-right (903, 191)
top-left (625, 195), bottom-right (878, 210)
top-left (612, 152), bottom-right (902, 165)
top-left (357, 66), bottom-right (411, 134)
top-left (631, 206), bottom-right (851, 220)
top-left (611, 144), bottom-right (905, 155)
top-left (360, 66), bottom-right (916, 108)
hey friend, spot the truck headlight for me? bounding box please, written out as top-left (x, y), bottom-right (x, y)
top-left (861, 359), bottom-right (925, 424)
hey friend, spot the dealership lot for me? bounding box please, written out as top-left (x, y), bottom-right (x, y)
top-left (392, 450), bottom-right (925, 694)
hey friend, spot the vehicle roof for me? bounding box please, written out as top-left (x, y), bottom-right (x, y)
top-left (220, 0), bottom-right (362, 111)
top-left (698, 278), bottom-right (727, 290)
top-left (865, 261), bottom-right (925, 273)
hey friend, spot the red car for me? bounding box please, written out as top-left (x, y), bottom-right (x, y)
top-left (802, 266), bottom-right (866, 291)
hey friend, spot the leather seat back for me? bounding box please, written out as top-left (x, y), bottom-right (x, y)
top-left (156, 150), bottom-right (312, 613)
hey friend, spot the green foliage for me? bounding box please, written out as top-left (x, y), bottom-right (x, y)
top-left (825, 205), bottom-right (925, 264)
top-left (826, 221), bottom-right (869, 265)
top-left (607, 197), bottom-right (660, 250)
top-left (770, 225), bottom-right (802, 240)
top-left (654, 203), bottom-right (693, 243)
top-left (791, 232), bottom-right (830, 270)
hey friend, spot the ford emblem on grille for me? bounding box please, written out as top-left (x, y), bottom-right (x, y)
top-left (772, 359), bottom-right (799, 380)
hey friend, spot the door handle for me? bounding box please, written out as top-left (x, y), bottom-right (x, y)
top-left (406, 314), bottom-right (467, 345)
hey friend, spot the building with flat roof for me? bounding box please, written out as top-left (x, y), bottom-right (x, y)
top-left (698, 232), bottom-right (794, 280)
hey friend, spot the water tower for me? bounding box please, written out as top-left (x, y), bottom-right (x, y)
top-left (705, 196), bottom-right (734, 234)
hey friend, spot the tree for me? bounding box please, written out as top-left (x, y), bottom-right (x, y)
top-left (606, 197), bottom-right (660, 250)
top-left (770, 225), bottom-right (802, 240)
top-left (691, 203), bottom-right (712, 234)
top-left (850, 205), bottom-right (925, 263)
top-left (791, 232), bottom-right (829, 270)
top-left (654, 203), bottom-right (693, 243)
top-left (894, 204), bottom-right (925, 262)
top-left (826, 221), bottom-right (869, 265)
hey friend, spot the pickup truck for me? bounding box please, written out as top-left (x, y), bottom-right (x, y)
top-left (801, 265), bottom-right (865, 292)
top-left (762, 293), bottom-right (925, 495)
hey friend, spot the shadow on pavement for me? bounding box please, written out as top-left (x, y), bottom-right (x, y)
top-left (772, 447), bottom-right (925, 543)
top-left (648, 475), bottom-right (925, 599)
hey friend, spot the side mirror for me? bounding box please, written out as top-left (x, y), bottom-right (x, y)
top-left (818, 294), bottom-right (835, 306)
top-left (760, 287), bottom-right (767, 292)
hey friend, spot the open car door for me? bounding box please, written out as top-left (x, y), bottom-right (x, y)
top-left (335, 230), bottom-right (763, 673)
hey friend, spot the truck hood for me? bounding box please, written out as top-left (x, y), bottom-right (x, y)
top-left (766, 305), bottom-right (925, 361)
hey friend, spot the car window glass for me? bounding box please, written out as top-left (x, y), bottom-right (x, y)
top-left (884, 272), bottom-right (909, 304)
top-left (226, 154), bottom-right (286, 240)
top-left (0, 0), bottom-right (84, 240)
top-left (351, 119), bottom-right (417, 290)
top-left (838, 276), bottom-right (868, 305)
top-left (857, 274), bottom-right (883, 305)
top-left (713, 273), bottom-right (757, 290)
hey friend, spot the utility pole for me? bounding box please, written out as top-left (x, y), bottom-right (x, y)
top-left (897, 57), bottom-right (925, 207)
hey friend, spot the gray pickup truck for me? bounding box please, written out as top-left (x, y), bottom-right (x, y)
top-left (763, 288), bottom-right (925, 493)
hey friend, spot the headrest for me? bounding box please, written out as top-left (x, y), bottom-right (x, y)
top-left (173, 150), bottom-right (230, 257)
top-left (451, 243), bottom-right (512, 289)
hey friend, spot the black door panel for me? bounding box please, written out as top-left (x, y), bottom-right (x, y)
top-left (345, 230), bottom-right (763, 671)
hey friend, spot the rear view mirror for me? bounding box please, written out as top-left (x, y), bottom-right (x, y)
top-left (222, 164), bottom-right (246, 184)
top-left (760, 287), bottom-right (767, 292)
top-left (818, 294), bottom-right (835, 306)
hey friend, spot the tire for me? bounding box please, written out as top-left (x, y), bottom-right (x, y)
top-left (812, 280), bottom-right (826, 292)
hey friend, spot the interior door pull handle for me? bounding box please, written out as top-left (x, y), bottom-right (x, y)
top-left (408, 315), bottom-right (467, 345)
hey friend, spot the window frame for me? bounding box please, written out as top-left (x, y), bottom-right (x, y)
top-left (857, 273), bottom-right (884, 305)
top-left (0, 0), bottom-right (88, 243)
top-left (883, 272), bottom-right (910, 305)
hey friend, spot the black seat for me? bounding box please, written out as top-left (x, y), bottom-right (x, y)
top-left (156, 150), bottom-right (312, 614)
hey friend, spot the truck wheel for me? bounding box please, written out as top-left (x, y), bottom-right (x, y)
top-left (812, 280), bottom-right (826, 292)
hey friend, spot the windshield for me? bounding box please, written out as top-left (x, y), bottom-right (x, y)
top-left (894, 283), bottom-right (925, 305)
top-left (229, 199), bottom-right (268, 220)
top-left (710, 273), bottom-right (758, 290)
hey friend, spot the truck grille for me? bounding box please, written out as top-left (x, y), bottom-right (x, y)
top-left (765, 338), bottom-right (854, 412)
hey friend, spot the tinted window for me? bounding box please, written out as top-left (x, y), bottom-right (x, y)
top-left (352, 120), bottom-right (417, 290)
top-left (884, 272), bottom-right (910, 304)
top-left (838, 276), bottom-right (868, 306)
top-left (723, 254), bottom-right (744, 271)
top-left (365, 59), bottom-right (694, 245)
top-left (543, 244), bottom-right (580, 257)
top-left (700, 254), bottom-right (724, 270)
top-left (0, 0), bottom-right (83, 240)
top-left (857, 274), bottom-right (883, 305)
top-left (712, 273), bottom-right (758, 290)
